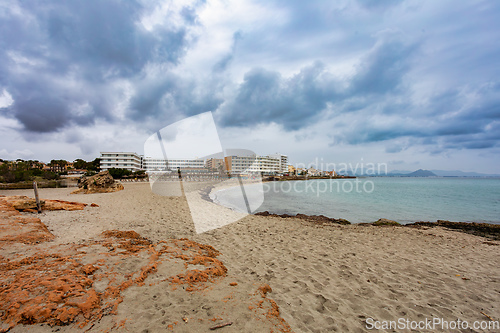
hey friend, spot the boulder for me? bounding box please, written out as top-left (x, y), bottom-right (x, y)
top-left (72, 171), bottom-right (124, 194)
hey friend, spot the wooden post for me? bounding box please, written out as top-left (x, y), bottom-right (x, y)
top-left (33, 181), bottom-right (42, 213)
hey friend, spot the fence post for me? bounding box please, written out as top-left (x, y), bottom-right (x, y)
top-left (33, 181), bottom-right (42, 213)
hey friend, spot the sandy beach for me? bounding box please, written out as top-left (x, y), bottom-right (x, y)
top-left (1, 182), bottom-right (499, 332)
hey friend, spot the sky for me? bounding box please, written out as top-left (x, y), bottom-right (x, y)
top-left (1, 0), bottom-right (500, 173)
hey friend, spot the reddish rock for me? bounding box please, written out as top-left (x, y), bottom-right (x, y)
top-left (1, 196), bottom-right (44, 211)
top-left (0, 197), bottom-right (55, 245)
top-left (1, 196), bottom-right (87, 212)
top-left (43, 199), bottom-right (87, 211)
top-left (82, 264), bottom-right (99, 275)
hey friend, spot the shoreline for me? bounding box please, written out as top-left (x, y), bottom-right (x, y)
top-left (255, 211), bottom-right (500, 241)
top-left (207, 181), bottom-right (500, 228)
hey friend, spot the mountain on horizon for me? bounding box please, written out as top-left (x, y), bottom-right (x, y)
top-left (430, 169), bottom-right (500, 177)
top-left (405, 169), bottom-right (437, 177)
top-left (387, 169), bottom-right (500, 177)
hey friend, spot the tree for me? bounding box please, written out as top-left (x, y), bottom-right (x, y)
top-left (0, 159), bottom-right (59, 183)
top-left (88, 158), bottom-right (101, 172)
top-left (108, 168), bottom-right (132, 179)
top-left (73, 159), bottom-right (88, 170)
top-left (57, 160), bottom-right (68, 172)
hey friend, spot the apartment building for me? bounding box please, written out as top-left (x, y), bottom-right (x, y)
top-left (224, 155), bottom-right (282, 175)
top-left (205, 158), bottom-right (225, 170)
top-left (224, 155), bottom-right (255, 174)
top-left (142, 157), bottom-right (204, 171)
top-left (269, 153), bottom-right (288, 173)
top-left (100, 152), bottom-right (142, 172)
top-left (99, 152), bottom-right (288, 175)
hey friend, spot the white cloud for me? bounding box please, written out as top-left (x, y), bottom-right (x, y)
top-left (0, 89), bottom-right (13, 108)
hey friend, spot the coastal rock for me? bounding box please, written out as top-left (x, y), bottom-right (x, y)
top-left (1, 196), bottom-right (44, 211)
top-left (43, 199), bottom-right (87, 211)
top-left (1, 195), bottom-right (88, 212)
top-left (0, 197), bottom-right (54, 244)
top-left (406, 220), bottom-right (500, 241)
top-left (372, 218), bottom-right (400, 226)
top-left (255, 211), bottom-right (351, 225)
top-left (71, 170), bottom-right (124, 194)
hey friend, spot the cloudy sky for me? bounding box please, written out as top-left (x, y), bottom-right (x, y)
top-left (1, 0), bottom-right (499, 173)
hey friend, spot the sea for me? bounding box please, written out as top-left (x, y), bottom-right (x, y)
top-left (212, 177), bottom-right (500, 224)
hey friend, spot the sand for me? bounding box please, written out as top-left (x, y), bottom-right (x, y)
top-left (1, 182), bottom-right (499, 332)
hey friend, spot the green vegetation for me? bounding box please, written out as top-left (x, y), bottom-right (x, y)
top-left (73, 158), bottom-right (101, 172)
top-left (47, 159), bottom-right (68, 172)
top-left (0, 160), bottom-right (59, 183)
top-left (107, 168), bottom-right (133, 179)
top-left (107, 168), bottom-right (147, 179)
top-left (0, 157), bottom-right (101, 183)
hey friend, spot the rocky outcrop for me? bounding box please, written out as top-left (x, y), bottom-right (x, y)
top-left (371, 218), bottom-right (400, 226)
top-left (0, 195), bottom-right (88, 212)
top-left (0, 197), bottom-right (54, 244)
top-left (43, 199), bottom-right (87, 211)
top-left (0, 196), bottom-right (41, 211)
top-left (406, 220), bottom-right (500, 241)
top-left (71, 171), bottom-right (124, 194)
top-left (255, 211), bottom-right (351, 225)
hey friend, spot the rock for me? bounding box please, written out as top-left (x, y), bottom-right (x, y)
top-left (254, 211), bottom-right (351, 225)
top-left (372, 218), bottom-right (400, 226)
top-left (71, 171), bottom-right (124, 194)
top-left (1, 196), bottom-right (45, 211)
top-left (82, 264), bottom-right (99, 275)
top-left (0, 197), bottom-right (54, 244)
top-left (1, 196), bottom-right (88, 211)
top-left (406, 220), bottom-right (500, 241)
top-left (43, 199), bottom-right (87, 211)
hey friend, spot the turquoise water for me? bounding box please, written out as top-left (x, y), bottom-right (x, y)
top-left (213, 177), bottom-right (500, 224)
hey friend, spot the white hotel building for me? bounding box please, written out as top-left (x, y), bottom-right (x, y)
top-left (100, 152), bottom-right (288, 175)
top-left (100, 152), bottom-right (142, 172)
top-left (269, 153), bottom-right (288, 174)
top-left (142, 157), bottom-right (204, 171)
top-left (223, 153), bottom-right (288, 175)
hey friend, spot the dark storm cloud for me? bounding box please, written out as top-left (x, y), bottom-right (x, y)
top-left (0, 0), bottom-right (196, 132)
top-left (217, 0), bottom-right (500, 153)
top-left (348, 33), bottom-right (417, 96)
top-left (128, 72), bottom-right (224, 128)
top-left (333, 82), bottom-right (500, 151)
top-left (219, 33), bottom-right (415, 129)
top-left (2, 0), bottom-right (500, 159)
top-left (14, 96), bottom-right (69, 133)
top-left (218, 61), bottom-right (339, 130)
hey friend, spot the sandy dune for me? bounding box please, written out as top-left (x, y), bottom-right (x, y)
top-left (1, 182), bottom-right (499, 332)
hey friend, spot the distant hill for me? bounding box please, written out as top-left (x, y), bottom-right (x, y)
top-left (405, 169), bottom-right (437, 177)
top-left (430, 170), bottom-right (500, 177)
top-left (387, 169), bottom-right (500, 177)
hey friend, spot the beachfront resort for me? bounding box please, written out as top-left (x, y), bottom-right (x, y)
top-left (99, 151), bottom-right (333, 177)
